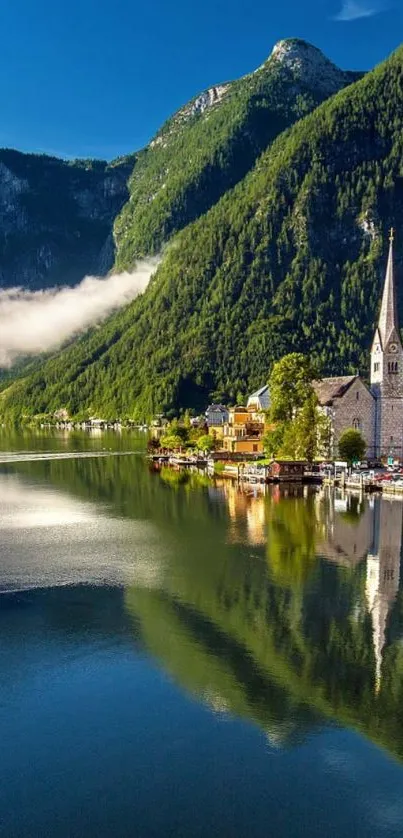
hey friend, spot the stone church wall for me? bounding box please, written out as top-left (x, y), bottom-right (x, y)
top-left (331, 379), bottom-right (376, 458)
top-left (378, 398), bottom-right (403, 459)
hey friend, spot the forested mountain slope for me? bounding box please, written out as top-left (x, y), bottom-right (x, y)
top-left (0, 151), bottom-right (135, 290)
top-left (113, 39), bottom-right (361, 267)
top-left (5, 43), bottom-right (403, 421)
top-left (0, 41), bottom-right (355, 292)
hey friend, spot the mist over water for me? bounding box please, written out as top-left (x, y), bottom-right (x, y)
top-left (0, 256), bottom-right (160, 367)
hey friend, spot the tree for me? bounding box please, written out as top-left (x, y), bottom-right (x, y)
top-left (263, 423), bottom-right (286, 458)
top-left (338, 428), bottom-right (366, 466)
top-left (316, 411), bottom-right (333, 461)
top-left (196, 434), bottom-right (216, 452)
top-left (169, 419), bottom-right (189, 442)
top-left (289, 393), bottom-right (332, 462)
top-left (264, 355), bottom-right (328, 461)
top-left (269, 353), bottom-right (319, 422)
top-left (292, 391), bottom-right (319, 462)
top-left (279, 421), bottom-right (300, 459)
top-left (160, 433), bottom-right (184, 450)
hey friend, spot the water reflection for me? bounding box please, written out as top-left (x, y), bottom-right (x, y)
top-left (366, 499), bottom-right (402, 690)
top-left (0, 471), bottom-right (165, 591)
top-left (2, 428), bottom-right (403, 765)
top-left (123, 481), bottom-right (403, 760)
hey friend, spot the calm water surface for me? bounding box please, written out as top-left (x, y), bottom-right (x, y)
top-left (2, 428), bottom-right (403, 837)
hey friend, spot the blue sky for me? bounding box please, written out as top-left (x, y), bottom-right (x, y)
top-left (0, 0), bottom-right (401, 160)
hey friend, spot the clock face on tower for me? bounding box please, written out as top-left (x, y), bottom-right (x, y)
top-left (390, 343), bottom-right (398, 353)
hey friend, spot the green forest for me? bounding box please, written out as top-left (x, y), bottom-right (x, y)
top-left (2, 40), bottom-right (403, 420)
top-left (113, 39), bottom-right (359, 267)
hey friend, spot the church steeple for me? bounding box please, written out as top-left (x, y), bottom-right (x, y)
top-left (371, 228), bottom-right (403, 459)
top-left (376, 228), bottom-right (400, 349)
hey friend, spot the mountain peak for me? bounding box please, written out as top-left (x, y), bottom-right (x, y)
top-left (270, 38), bottom-right (328, 61)
top-left (267, 38), bottom-right (352, 93)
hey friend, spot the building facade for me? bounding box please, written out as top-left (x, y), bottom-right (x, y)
top-left (313, 375), bottom-right (376, 458)
top-left (221, 405), bottom-right (264, 454)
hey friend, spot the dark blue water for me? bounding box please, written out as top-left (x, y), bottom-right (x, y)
top-left (2, 429), bottom-right (403, 837)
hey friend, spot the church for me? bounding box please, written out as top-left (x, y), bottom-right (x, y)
top-left (313, 230), bottom-right (403, 460)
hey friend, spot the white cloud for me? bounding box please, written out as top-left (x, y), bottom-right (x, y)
top-left (0, 256), bottom-right (160, 368)
top-left (333, 0), bottom-right (387, 20)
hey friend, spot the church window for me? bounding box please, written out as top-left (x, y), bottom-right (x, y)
top-left (356, 391), bottom-right (359, 400)
top-left (374, 362), bottom-right (380, 372)
top-left (388, 362), bottom-right (398, 373)
top-left (352, 418), bottom-right (361, 429)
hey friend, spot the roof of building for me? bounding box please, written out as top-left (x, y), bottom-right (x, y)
top-left (247, 385), bottom-right (270, 411)
top-left (312, 375), bottom-right (358, 405)
top-left (248, 385), bottom-right (269, 399)
top-left (206, 404), bottom-right (228, 413)
top-left (377, 234), bottom-right (400, 349)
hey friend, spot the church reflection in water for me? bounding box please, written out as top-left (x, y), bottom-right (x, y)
top-left (317, 488), bottom-right (401, 692)
top-left (126, 480), bottom-right (403, 760)
top-left (217, 480), bottom-right (402, 694)
top-left (365, 498), bottom-right (401, 690)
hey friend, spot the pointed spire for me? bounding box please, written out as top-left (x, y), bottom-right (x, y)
top-left (377, 228), bottom-right (400, 348)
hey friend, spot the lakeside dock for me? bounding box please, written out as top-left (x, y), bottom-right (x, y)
top-left (324, 475), bottom-right (403, 496)
top-left (149, 454), bottom-right (321, 485)
top-left (149, 453), bottom-right (403, 496)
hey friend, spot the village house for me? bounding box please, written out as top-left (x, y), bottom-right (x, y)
top-left (221, 405), bottom-right (265, 454)
top-left (205, 404), bottom-right (229, 438)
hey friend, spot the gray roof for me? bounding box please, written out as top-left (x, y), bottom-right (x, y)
top-left (247, 385), bottom-right (270, 410)
top-left (312, 376), bottom-right (357, 406)
top-left (249, 385), bottom-right (269, 398)
top-left (377, 237), bottom-right (400, 349)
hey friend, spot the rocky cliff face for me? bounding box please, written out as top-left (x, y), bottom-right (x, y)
top-left (266, 39), bottom-right (362, 92)
top-left (0, 150), bottom-right (135, 290)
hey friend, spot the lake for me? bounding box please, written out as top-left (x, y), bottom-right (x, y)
top-left (2, 428), bottom-right (403, 838)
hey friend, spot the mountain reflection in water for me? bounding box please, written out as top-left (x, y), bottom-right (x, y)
top-left (2, 433), bottom-right (403, 769)
top-left (126, 480), bottom-right (403, 759)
